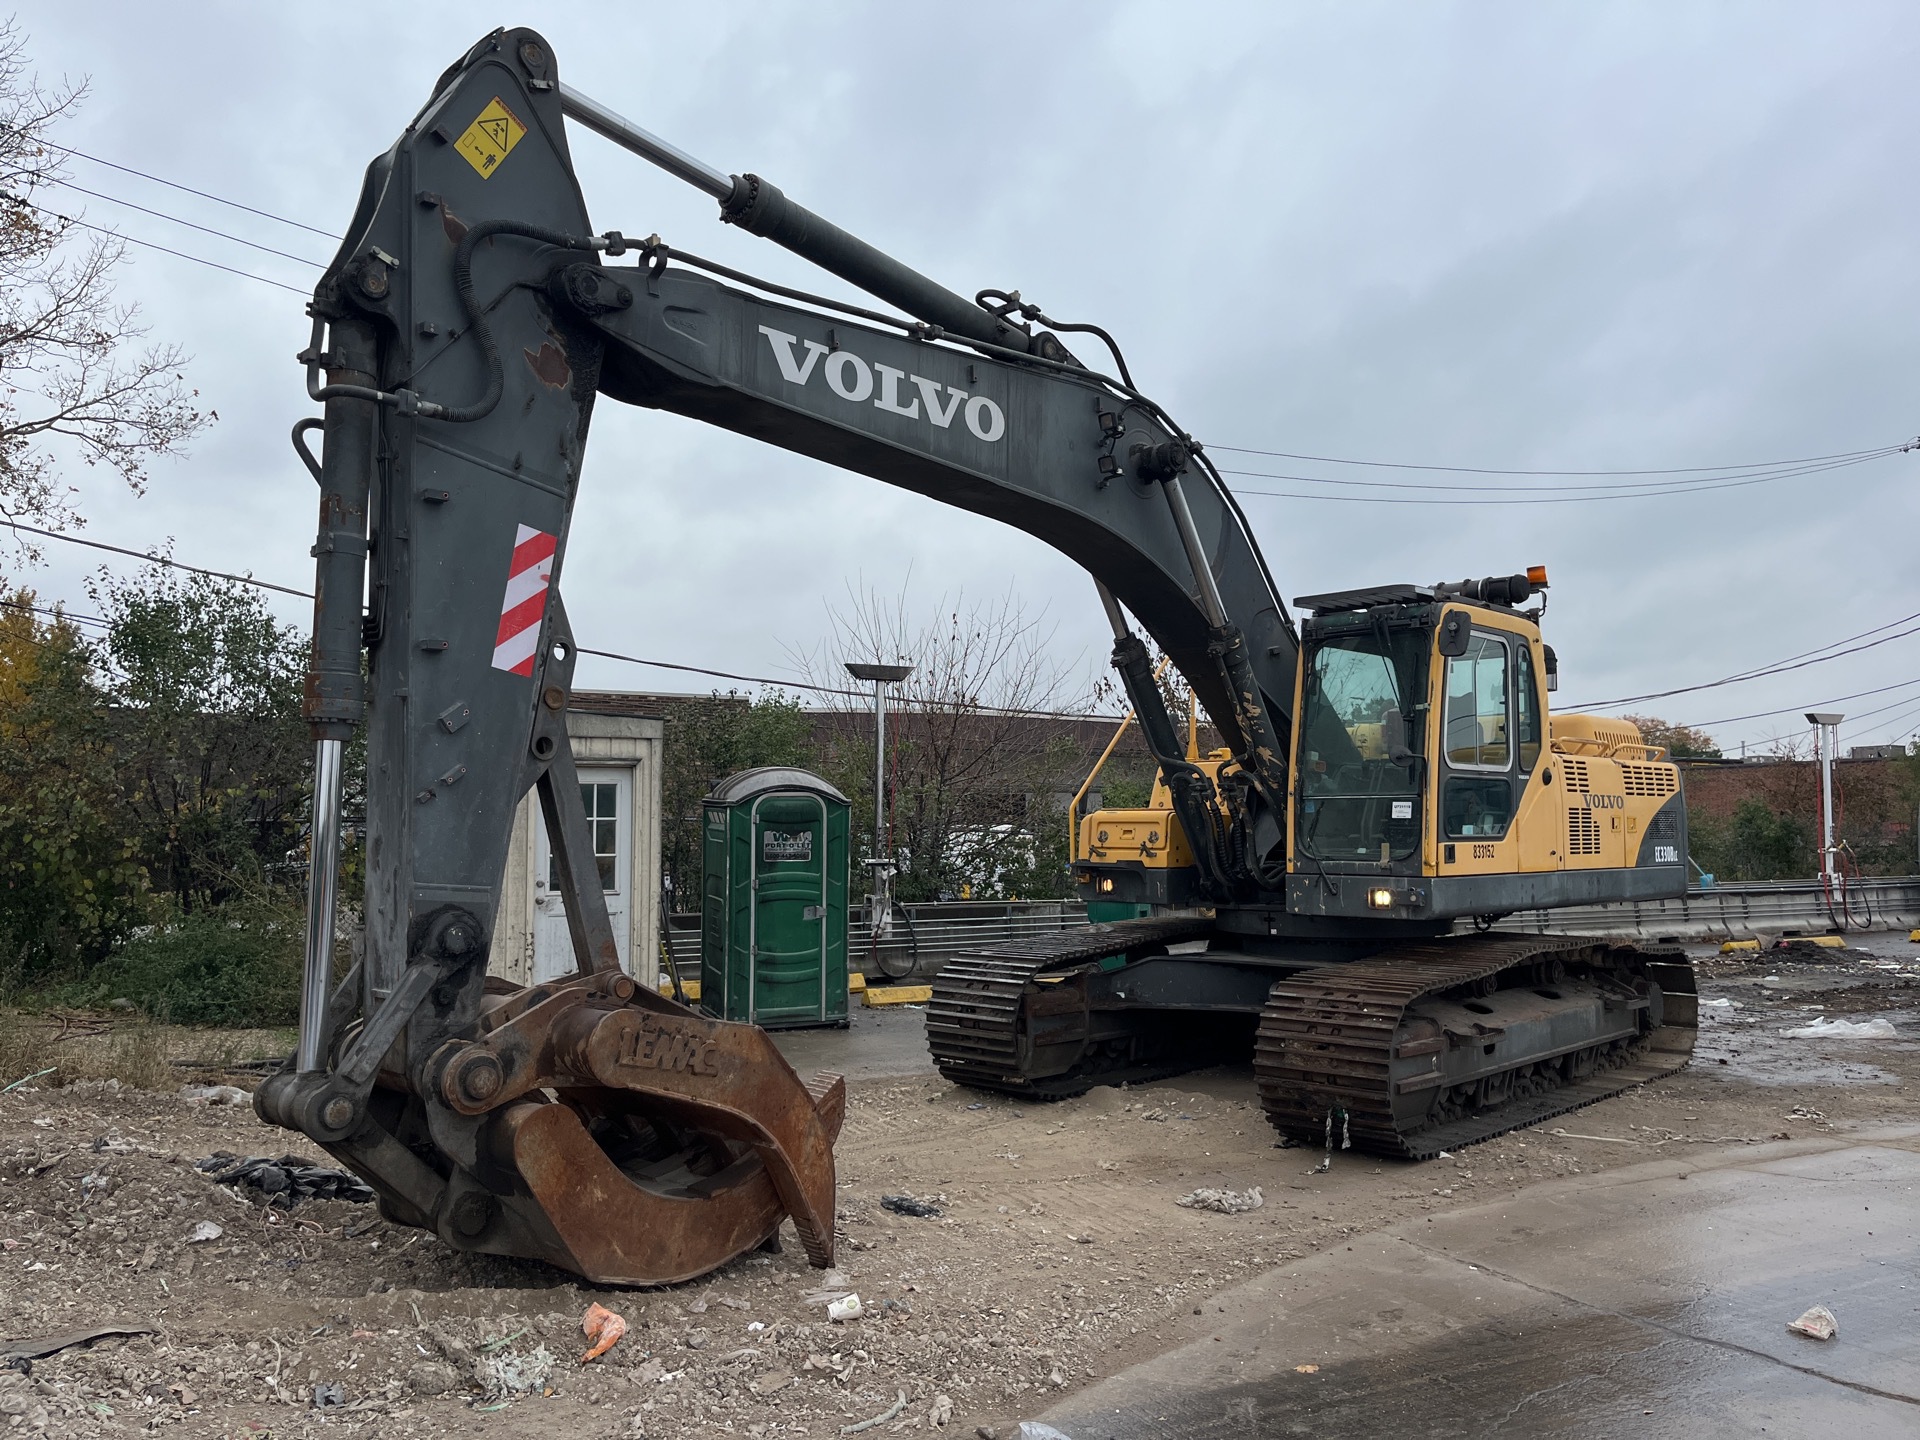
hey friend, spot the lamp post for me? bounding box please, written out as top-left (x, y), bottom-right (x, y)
top-left (1805, 711), bottom-right (1843, 891)
top-left (846, 662), bottom-right (914, 962)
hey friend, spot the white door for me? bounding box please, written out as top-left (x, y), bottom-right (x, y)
top-left (533, 767), bottom-right (632, 982)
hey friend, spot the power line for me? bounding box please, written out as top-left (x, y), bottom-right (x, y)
top-left (576, 644), bottom-right (1120, 718)
top-left (0, 594), bottom-right (107, 628)
top-left (39, 138), bottom-right (341, 240)
top-left (11, 196), bottom-right (311, 295)
top-left (3, 520), bottom-right (314, 598)
top-left (1206, 440), bottom-right (1915, 478)
top-left (9, 522), bottom-right (1126, 722)
top-left (39, 176), bottom-right (325, 268)
top-left (1684, 676), bottom-right (1920, 729)
top-left (22, 138), bottom-right (1920, 507)
top-left (1225, 452), bottom-right (1899, 506)
top-left (1214, 446), bottom-right (1909, 496)
top-left (1570, 614), bottom-right (1920, 711)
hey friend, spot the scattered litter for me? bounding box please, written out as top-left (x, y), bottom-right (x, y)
top-left (179, 1084), bottom-right (250, 1107)
top-left (841, 1390), bottom-right (907, 1434)
top-left (1786, 1304), bottom-right (1837, 1341)
top-left (480, 1343), bottom-right (555, 1396)
top-left (880, 1194), bottom-right (942, 1218)
top-left (1786, 1105), bottom-right (1829, 1124)
top-left (928, 1393), bottom-right (954, 1426)
top-left (194, 1152), bottom-right (374, 1206)
top-left (1294, 1363), bottom-right (1320, 1374)
top-left (715, 1296), bottom-right (752, 1311)
top-left (187, 1221), bottom-right (224, 1245)
top-left (0, 1324), bottom-right (155, 1364)
top-left (1783, 1017), bottom-right (1897, 1040)
top-left (1012, 1425), bottom-right (1074, 1439)
top-left (1547, 1128), bottom-right (1639, 1145)
top-left (1701, 998), bottom-right (1743, 1009)
top-left (580, 1302), bottom-right (627, 1363)
top-left (1, 1067), bottom-right (56, 1093)
top-left (310, 1382), bottom-right (347, 1409)
top-left (1176, 1186), bottom-right (1264, 1214)
top-left (827, 1294), bottom-right (865, 1322)
top-left (747, 1320), bottom-right (766, 1332)
top-left (1437, 1150), bottom-right (1453, 1159)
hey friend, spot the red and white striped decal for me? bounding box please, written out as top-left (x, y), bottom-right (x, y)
top-left (490, 524), bottom-right (556, 676)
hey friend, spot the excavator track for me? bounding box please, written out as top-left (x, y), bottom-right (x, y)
top-left (927, 915), bottom-right (1215, 1098)
top-left (1255, 932), bottom-right (1696, 1160)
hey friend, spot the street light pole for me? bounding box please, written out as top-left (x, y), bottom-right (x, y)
top-left (1805, 711), bottom-right (1843, 893)
top-left (846, 662), bottom-right (914, 965)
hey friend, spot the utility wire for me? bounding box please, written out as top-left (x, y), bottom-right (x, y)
top-left (10, 196), bottom-right (310, 295)
top-left (3, 520), bottom-right (313, 598)
top-left (0, 594), bottom-right (107, 628)
top-left (1207, 440), bottom-right (1913, 478)
top-left (1571, 615), bottom-right (1920, 710)
top-left (1682, 676), bottom-right (1920, 729)
top-left (575, 644), bottom-right (1121, 719)
top-left (8, 522), bottom-right (1128, 721)
top-left (17, 140), bottom-right (1920, 504)
top-left (1225, 452), bottom-right (1898, 506)
top-left (1214, 446), bottom-right (1910, 496)
top-left (39, 138), bottom-right (341, 239)
top-left (39, 176), bottom-right (325, 268)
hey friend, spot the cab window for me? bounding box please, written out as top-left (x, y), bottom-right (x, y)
top-left (1443, 634), bottom-right (1510, 769)
top-left (1515, 642), bottom-right (1542, 772)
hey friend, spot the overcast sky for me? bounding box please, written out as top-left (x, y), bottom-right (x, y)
top-left (9, 1), bottom-right (1920, 757)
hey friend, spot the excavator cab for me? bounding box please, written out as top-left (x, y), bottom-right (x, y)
top-left (1287, 571), bottom-right (1687, 923)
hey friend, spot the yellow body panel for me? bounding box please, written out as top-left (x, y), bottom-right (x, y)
top-left (1075, 750), bottom-right (1233, 871)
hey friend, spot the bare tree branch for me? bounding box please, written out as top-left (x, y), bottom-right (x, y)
top-left (0, 22), bottom-right (210, 540)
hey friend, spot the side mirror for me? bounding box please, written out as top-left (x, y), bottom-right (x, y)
top-left (1382, 708), bottom-right (1415, 765)
top-left (1437, 610), bottom-right (1470, 657)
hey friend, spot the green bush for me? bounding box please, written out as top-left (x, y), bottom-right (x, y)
top-left (63, 898), bottom-right (303, 1027)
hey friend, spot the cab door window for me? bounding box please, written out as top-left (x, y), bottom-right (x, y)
top-left (1515, 642), bottom-right (1542, 773)
top-left (1444, 635), bottom-right (1510, 768)
top-left (1442, 633), bottom-right (1515, 839)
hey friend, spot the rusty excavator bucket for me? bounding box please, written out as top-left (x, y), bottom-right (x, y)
top-left (256, 26), bottom-right (842, 1284)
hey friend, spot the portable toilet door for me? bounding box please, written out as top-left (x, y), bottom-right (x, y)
top-left (700, 768), bottom-right (849, 1029)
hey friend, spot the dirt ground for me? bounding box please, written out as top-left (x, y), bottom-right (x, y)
top-left (3, 937), bottom-right (1918, 1439)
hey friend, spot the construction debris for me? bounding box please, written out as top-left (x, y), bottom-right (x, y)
top-left (1176, 1186), bottom-right (1264, 1214)
top-left (194, 1151), bottom-right (375, 1205)
top-left (579, 1303), bottom-right (627, 1363)
top-left (1782, 1017), bottom-right (1898, 1040)
top-left (880, 1193), bottom-right (942, 1217)
top-left (1787, 1304), bottom-right (1838, 1341)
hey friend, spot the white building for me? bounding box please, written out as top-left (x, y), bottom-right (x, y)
top-left (487, 696), bottom-right (663, 989)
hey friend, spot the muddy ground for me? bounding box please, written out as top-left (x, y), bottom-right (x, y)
top-left (3, 937), bottom-right (1918, 1439)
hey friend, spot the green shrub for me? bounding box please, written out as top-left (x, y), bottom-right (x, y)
top-left (64, 897), bottom-right (304, 1027)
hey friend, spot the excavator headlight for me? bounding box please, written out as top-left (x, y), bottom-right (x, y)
top-left (1367, 887), bottom-right (1395, 910)
top-left (1098, 878), bottom-right (1116, 894)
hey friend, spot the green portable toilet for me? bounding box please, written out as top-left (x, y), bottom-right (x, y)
top-left (700, 767), bottom-right (850, 1029)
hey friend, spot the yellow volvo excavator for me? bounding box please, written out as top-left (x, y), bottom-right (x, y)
top-left (261, 27), bottom-right (1693, 1285)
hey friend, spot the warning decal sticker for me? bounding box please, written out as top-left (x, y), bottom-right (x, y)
top-left (454, 96), bottom-right (528, 179)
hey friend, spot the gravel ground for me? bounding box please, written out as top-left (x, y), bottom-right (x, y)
top-left (2, 934), bottom-right (1917, 1438)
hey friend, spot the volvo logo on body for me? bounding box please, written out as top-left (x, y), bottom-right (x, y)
top-left (758, 326), bottom-right (1006, 443)
top-left (1583, 793), bottom-right (1625, 810)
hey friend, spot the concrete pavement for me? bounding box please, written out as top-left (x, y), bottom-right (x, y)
top-left (1039, 1129), bottom-right (1920, 1439)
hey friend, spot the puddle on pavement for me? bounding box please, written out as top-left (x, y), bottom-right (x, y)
top-left (1082, 1273), bottom-right (1920, 1439)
